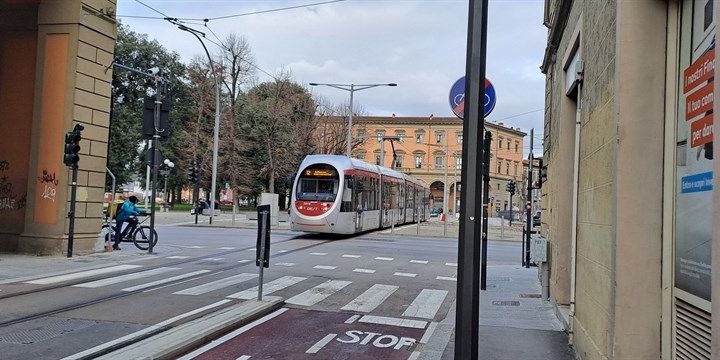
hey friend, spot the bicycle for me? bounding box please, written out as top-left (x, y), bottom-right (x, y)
top-left (101, 213), bottom-right (158, 250)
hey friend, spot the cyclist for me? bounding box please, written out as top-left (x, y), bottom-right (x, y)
top-left (113, 195), bottom-right (147, 250)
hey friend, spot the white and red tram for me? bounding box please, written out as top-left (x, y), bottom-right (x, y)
top-left (290, 155), bottom-right (430, 234)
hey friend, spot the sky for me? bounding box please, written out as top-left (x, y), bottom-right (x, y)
top-left (116, 0), bottom-right (547, 155)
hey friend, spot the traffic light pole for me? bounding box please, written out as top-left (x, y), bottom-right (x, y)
top-left (67, 164), bottom-right (78, 258)
top-left (480, 131), bottom-right (491, 290)
top-left (525, 128), bottom-right (534, 268)
top-left (148, 70), bottom-right (165, 254)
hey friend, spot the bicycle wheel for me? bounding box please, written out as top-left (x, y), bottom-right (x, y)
top-left (132, 225), bottom-right (158, 250)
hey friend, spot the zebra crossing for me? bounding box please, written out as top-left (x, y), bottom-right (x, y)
top-left (22, 252), bottom-right (455, 321)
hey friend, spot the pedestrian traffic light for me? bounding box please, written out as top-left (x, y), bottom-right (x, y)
top-left (188, 163), bottom-right (199, 183)
top-left (63, 124), bottom-right (84, 167)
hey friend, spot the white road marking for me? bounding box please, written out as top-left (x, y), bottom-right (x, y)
top-left (375, 256), bottom-right (394, 261)
top-left (409, 260), bottom-right (428, 264)
top-left (121, 270), bottom-right (211, 292)
top-left (167, 256), bottom-right (190, 259)
top-left (436, 276), bottom-right (457, 281)
top-left (310, 252), bottom-right (328, 256)
top-left (286, 280), bottom-right (352, 306)
top-left (227, 276), bottom-right (306, 300)
top-left (217, 247), bottom-right (235, 250)
top-left (345, 314), bottom-right (361, 324)
top-left (359, 315), bottom-right (428, 329)
top-left (394, 272), bottom-right (417, 277)
top-left (306, 333), bottom-right (337, 354)
top-left (353, 268), bottom-right (376, 274)
top-left (445, 262), bottom-right (458, 267)
top-left (176, 308), bottom-right (288, 360)
top-left (238, 259), bottom-right (252, 263)
top-left (25, 265), bottom-right (142, 285)
top-left (174, 273), bottom-right (258, 295)
top-left (74, 267), bottom-right (180, 288)
top-left (274, 262), bottom-right (296, 267)
top-left (188, 246), bottom-right (205, 249)
top-left (402, 289), bottom-right (448, 319)
top-left (313, 265), bottom-right (337, 270)
top-left (342, 254), bottom-right (361, 258)
top-left (201, 258), bottom-right (224, 261)
top-left (341, 284), bottom-right (398, 312)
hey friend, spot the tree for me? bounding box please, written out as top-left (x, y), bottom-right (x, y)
top-left (238, 71), bottom-right (316, 199)
top-left (108, 23), bottom-right (188, 194)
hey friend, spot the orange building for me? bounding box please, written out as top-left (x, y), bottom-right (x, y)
top-left (340, 115), bottom-right (526, 215)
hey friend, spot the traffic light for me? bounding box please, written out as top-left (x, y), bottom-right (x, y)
top-left (63, 124), bottom-right (84, 167)
top-left (534, 159), bottom-right (546, 189)
top-left (506, 180), bottom-right (516, 196)
top-left (188, 163), bottom-right (200, 183)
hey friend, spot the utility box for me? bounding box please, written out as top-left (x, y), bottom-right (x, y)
top-left (532, 238), bottom-right (548, 262)
top-left (260, 193), bottom-right (279, 226)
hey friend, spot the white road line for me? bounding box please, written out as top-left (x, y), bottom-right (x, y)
top-left (177, 308), bottom-right (288, 360)
top-left (274, 262), bottom-right (296, 267)
top-left (359, 315), bottom-right (427, 329)
top-left (173, 273), bottom-right (258, 295)
top-left (121, 270), bottom-right (211, 292)
top-left (238, 259), bottom-right (252, 263)
top-left (217, 247), bottom-right (235, 250)
top-left (375, 256), bottom-right (394, 261)
top-left (24, 265), bottom-right (142, 285)
top-left (353, 268), bottom-right (376, 274)
top-left (201, 258), bottom-right (224, 261)
top-left (341, 284), bottom-right (398, 312)
top-left (436, 276), bottom-right (457, 281)
top-left (286, 280), bottom-right (351, 306)
top-left (402, 289), bottom-right (448, 319)
top-left (410, 260), bottom-right (428, 264)
top-left (167, 256), bottom-right (190, 259)
top-left (342, 254), bottom-right (361, 258)
top-left (310, 252), bottom-right (327, 256)
top-left (188, 246), bottom-right (205, 249)
top-left (313, 265), bottom-right (337, 270)
top-left (306, 333), bottom-right (337, 354)
top-left (445, 262), bottom-right (458, 267)
top-left (74, 267), bottom-right (180, 288)
top-left (394, 272), bottom-right (417, 277)
top-left (227, 276), bottom-right (306, 300)
top-left (345, 314), bottom-right (361, 324)
top-left (62, 300), bottom-right (232, 360)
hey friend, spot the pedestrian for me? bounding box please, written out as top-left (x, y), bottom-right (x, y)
top-left (113, 195), bottom-right (146, 250)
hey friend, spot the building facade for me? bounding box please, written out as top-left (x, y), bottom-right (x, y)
top-left (0, 1), bottom-right (117, 255)
top-left (348, 115), bottom-right (526, 215)
top-left (541, 0), bottom-right (720, 358)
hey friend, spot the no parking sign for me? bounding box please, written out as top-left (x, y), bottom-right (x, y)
top-left (449, 76), bottom-right (496, 119)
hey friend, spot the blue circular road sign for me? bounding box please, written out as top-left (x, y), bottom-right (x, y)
top-left (449, 76), bottom-right (496, 119)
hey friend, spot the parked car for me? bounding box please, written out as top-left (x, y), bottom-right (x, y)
top-left (533, 210), bottom-right (541, 227)
top-left (239, 199), bottom-right (249, 207)
top-left (430, 208), bottom-right (442, 217)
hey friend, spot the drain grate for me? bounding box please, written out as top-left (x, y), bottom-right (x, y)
top-left (0, 318), bottom-right (96, 344)
top-left (519, 293), bottom-right (541, 298)
top-left (492, 300), bottom-right (520, 306)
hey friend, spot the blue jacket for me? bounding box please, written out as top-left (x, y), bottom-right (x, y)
top-left (116, 200), bottom-right (142, 222)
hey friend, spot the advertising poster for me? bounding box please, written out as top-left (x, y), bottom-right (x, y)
top-left (675, 0), bottom-right (714, 301)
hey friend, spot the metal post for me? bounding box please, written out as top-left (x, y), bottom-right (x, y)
top-left (258, 209), bottom-right (269, 301)
top-left (525, 128), bottom-right (534, 268)
top-left (148, 72), bottom-right (163, 254)
top-left (67, 165), bottom-right (78, 258)
top-left (347, 84), bottom-right (354, 157)
top-left (480, 131), bottom-right (491, 290)
top-left (144, 140), bottom-right (151, 210)
top-left (443, 130), bottom-right (449, 236)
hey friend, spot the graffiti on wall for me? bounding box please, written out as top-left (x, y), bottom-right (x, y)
top-left (38, 169), bottom-right (58, 202)
top-left (0, 160), bottom-right (27, 211)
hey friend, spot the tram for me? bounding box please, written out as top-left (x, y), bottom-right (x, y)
top-left (290, 155), bottom-right (430, 234)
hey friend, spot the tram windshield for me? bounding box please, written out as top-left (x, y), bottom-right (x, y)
top-left (296, 166), bottom-right (339, 201)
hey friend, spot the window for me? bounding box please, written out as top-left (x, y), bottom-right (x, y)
top-left (416, 133), bottom-right (424, 143)
top-left (376, 154), bottom-right (381, 165)
top-left (415, 155), bottom-right (423, 168)
top-left (515, 142), bottom-right (519, 152)
top-left (357, 151), bottom-right (366, 160)
top-left (376, 130), bottom-right (385, 142)
top-left (497, 160), bottom-right (502, 173)
top-left (435, 155), bottom-right (444, 169)
top-left (436, 132), bottom-right (444, 144)
top-left (395, 130), bottom-right (405, 143)
top-left (395, 154), bottom-right (404, 168)
top-left (457, 134), bottom-right (463, 144)
top-left (498, 138), bottom-right (504, 150)
top-left (514, 163), bottom-right (518, 176)
top-left (455, 156), bottom-right (462, 170)
top-left (506, 161), bottom-right (511, 174)
top-left (507, 141), bottom-right (511, 151)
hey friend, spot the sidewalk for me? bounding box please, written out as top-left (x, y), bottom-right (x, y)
top-left (0, 212), bottom-right (575, 359)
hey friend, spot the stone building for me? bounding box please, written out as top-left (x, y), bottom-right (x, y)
top-left (337, 115), bottom-right (526, 215)
top-left (541, 0), bottom-right (719, 358)
top-left (0, 1), bottom-right (117, 255)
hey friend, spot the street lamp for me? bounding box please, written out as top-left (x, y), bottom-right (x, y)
top-left (160, 159), bottom-right (175, 203)
top-left (309, 82), bottom-right (397, 157)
